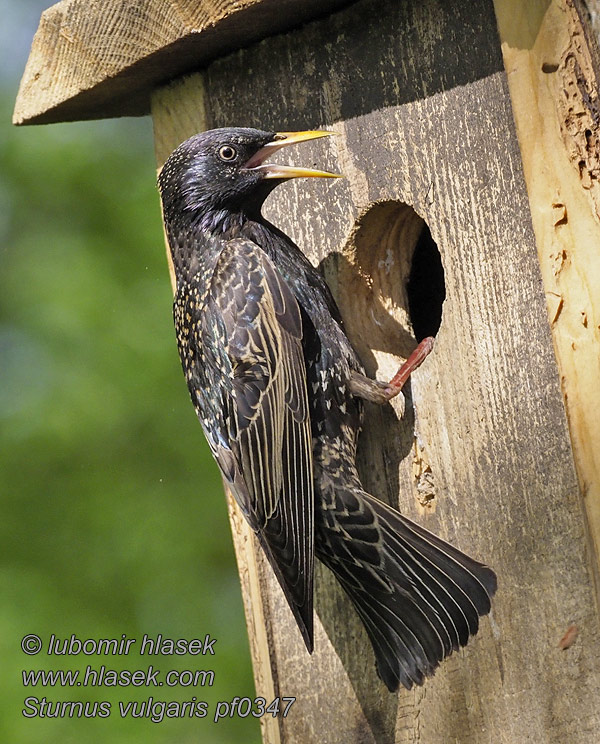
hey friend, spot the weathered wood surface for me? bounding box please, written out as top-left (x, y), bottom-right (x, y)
top-left (494, 0), bottom-right (600, 593)
top-left (13, 0), bottom-right (353, 125)
top-left (152, 0), bottom-right (600, 741)
top-left (586, 0), bottom-right (600, 39)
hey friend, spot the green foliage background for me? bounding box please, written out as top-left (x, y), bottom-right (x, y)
top-left (1, 6), bottom-right (257, 741)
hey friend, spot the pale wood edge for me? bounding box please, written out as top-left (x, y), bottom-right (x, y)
top-left (226, 491), bottom-right (282, 744)
top-left (493, 0), bottom-right (600, 591)
top-left (150, 78), bottom-right (280, 744)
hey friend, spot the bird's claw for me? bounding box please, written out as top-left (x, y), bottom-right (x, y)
top-left (383, 336), bottom-right (435, 400)
top-left (347, 337), bottom-right (434, 406)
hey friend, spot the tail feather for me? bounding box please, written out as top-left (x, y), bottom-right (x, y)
top-left (316, 488), bottom-right (497, 692)
top-left (381, 510), bottom-right (483, 648)
top-left (393, 511), bottom-right (497, 605)
top-left (354, 591), bottom-right (441, 687)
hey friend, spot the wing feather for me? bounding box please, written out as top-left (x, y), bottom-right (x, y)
top-left (175, 236), bottom-right (314, 648)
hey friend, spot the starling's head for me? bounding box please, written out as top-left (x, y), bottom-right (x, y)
top-left (158, 127), bottom-right (340, 232)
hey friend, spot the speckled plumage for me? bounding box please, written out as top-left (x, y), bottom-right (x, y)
top-left (158, 127), bottom-right (496, 691)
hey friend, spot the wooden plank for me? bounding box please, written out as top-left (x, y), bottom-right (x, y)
top-left (493, 0), bottom-right (600, 592)
top-left (13, 0), bottom-right (352, 125)
top-left (585, 0), bottom-right (600, 40)
top-left (151, 0), bottom-right (600, 741)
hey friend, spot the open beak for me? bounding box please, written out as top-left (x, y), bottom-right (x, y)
top-left (244, 130), bottom-right (342, 179)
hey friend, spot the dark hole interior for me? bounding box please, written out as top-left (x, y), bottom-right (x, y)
top-left (406, 223), bottom-right (445, 341)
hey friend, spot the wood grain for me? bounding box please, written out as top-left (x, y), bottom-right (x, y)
top-left (13, 0), bottom-right (353, 125)
top-left (151, 0), bottom-right (600, 741)
top-left (494, 0), bottom-right (600, 594)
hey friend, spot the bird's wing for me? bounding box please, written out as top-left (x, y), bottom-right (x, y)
top-left (175, 236), bottom-right (314, 648)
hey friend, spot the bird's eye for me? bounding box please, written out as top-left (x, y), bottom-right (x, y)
top-left (218, 145), bottom-right (237, 162)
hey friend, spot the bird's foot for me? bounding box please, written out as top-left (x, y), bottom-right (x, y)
top-left (381, 336), bottom-right (435, 400)
top-left (348, 337), bottom-right (434, 405)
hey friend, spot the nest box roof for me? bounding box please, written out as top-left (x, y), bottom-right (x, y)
top-left (13, 0), bottom-right (352, 125)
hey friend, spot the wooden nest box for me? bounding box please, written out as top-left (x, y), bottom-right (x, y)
top-left (15, 0), bottom-right (600, 741)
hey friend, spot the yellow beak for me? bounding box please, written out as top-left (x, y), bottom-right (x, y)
top-left (244, 130), bottom-right (342, 179)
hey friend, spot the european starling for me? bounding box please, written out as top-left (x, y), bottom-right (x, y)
top-left (158, 127), bottom-right (496, 691)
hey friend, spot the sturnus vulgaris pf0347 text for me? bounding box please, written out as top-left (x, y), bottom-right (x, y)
top-left (158, 127), bottom-right (496, 691)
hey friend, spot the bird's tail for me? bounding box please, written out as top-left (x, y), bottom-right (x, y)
top-left (315, 487), bottom-right (497, 691)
